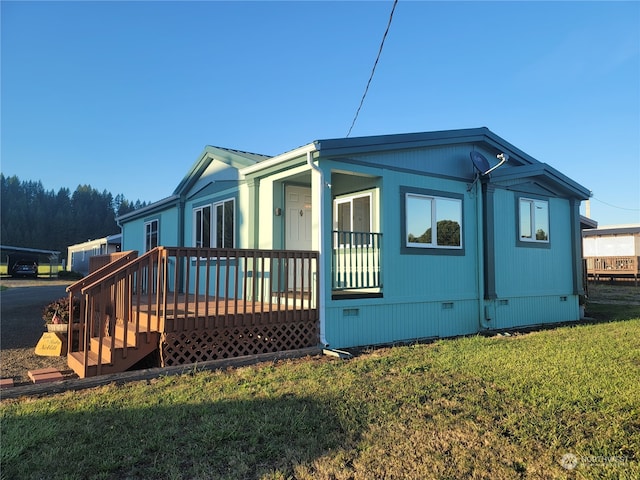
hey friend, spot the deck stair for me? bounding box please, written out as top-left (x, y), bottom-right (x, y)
top-left (68, 320), bottom-right (160, 378)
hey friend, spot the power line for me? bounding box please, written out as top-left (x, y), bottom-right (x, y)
top-left (591, 196), bottom-right (640, 211)
top-left (346, 0), bottom-right (399, 138)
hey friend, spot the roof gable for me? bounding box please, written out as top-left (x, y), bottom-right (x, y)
top-left (173, 146), bottom-right (270, 196)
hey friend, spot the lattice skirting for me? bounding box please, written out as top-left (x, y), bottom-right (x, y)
top-left (160, 320), bottom-right (319, 367)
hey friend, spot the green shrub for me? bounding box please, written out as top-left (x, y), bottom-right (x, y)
top-left (57, 270), bottom-right (84, 280)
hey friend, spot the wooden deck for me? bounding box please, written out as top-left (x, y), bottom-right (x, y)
top-left (585, 256), bottom-right (639, 285)
top-left (134, 292), bottom-right (318, 367)
top-left (67, 247), bottom-right (319, 378)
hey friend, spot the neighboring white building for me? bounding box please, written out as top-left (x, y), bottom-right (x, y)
top-left (583, 225), bottom-right (640, 257)
top-left (582, 225), bottom-right (640, 284)
top-left (67, 234), bottom-right (121, 275)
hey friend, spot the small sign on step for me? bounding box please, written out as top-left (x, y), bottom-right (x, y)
top-left (34, 332), bottom-right (65, 357)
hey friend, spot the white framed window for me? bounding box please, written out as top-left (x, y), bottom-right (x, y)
top-left (519, 197), bottom-right (549, 243)
top-left (194, 205), bottom-right (211, 248)
top-left (215, 199), bottom-right (235, 248)
top-left (144, 219), bottom-right (159, 252)
top-left (405, 193), bottom-right (462, 249)
top-left (334, 192), bottom-right (372, 247)
top-left (193, 198), bottom-right (235, 248)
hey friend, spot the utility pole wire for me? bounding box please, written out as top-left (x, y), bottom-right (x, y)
top-left (346, 0), bottom-right (399, 138)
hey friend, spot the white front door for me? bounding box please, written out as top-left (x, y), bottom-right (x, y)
top-left (285, 185), bottom-right (312, 294)
top-left (285, 185), bottom-right (312, 250)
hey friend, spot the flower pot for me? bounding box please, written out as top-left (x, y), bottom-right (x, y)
top-left (47, 323), bottom-right (68, 333)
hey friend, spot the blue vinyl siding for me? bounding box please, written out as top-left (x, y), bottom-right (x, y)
top-left (377, 168), bottom-right (479, 302)
top-left (323, 162), bottom-right (483, 348)
top-left (121, 207), bottom-right (179, 253)
top-left (493, 192), bottom-right (573, 296)
top-left (490, 295), bottom-right (580, 330)
top-left (325, 300), bottom-right (478, 348)
top-left (487, 191), bottom-right (580, 328)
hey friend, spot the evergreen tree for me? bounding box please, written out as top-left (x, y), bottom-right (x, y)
top-left (0, 174), bottom-right (146, 257)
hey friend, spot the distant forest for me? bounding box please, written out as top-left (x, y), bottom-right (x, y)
top-left (0, 174), bottom-right (148, 255)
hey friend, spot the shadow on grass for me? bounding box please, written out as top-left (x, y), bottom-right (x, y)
top-left (1, 394), bottom-right (348, 480)
top-left (585, 303), bottom-right (640, 323)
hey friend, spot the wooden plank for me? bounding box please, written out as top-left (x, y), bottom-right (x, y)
top-left (0, 378), bottom-right (15, 388)
top-left (28, 368), bottom-right (64, 384)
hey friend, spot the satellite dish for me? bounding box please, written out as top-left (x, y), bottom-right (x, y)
top-left (470, 151), bottom-right (509, 176)
top-left (470, 151), bottom-right (490, 174)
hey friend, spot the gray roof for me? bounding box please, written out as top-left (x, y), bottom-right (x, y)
top-left (582, 225), bottom-right (640, 236)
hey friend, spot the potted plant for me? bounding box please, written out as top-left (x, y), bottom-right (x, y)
top-left (42, 296), bottom-right (80, 333)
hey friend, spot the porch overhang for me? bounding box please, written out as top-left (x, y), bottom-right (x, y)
top-left (491, 163), bottom-right (591, 200)
top-left (240, 143), bottom-right (318, 178)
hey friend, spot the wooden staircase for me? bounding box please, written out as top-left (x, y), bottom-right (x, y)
top-left (68, 318), bottom-right (160, 378)
top-left (65, 249), bottom-right (164, 379)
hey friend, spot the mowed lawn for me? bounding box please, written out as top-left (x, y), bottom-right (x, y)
top-left (1, 306), bottom-right (639, 479)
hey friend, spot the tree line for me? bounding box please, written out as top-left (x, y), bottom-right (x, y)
top-left (0, 174), bottom-right (147, 256)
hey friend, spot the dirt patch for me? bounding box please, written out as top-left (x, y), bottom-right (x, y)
top-left (1, 279), bottom-right (76, 386)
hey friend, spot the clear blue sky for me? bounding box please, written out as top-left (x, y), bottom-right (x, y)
top-left (2, 0), bottom-right (639, 226)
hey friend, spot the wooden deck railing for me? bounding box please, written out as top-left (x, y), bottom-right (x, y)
top-left (332, 231), bottom-right (382, 291)
top-left (585, 256), bottom-right (639, 285)
top-left (585, 256), bottom-right (639, 274)
top-left (67, 247), bottom-right (320, 377)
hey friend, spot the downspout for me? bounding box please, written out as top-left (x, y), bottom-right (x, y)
top-left (306, 150), bottom-right (329, 347)
top-left (476, 180), bottom-right (490, 330)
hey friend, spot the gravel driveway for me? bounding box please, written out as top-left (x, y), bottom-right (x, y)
top-left (1, 279), bottom-right (74, 385)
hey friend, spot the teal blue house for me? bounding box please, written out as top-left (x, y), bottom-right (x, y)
top-left (117, 127), bottom-right (590, 351)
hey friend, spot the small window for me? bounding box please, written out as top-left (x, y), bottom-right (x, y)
top-left (405, 193), bottom-right (462, 249)
top-left (193, 198), bottom-right (235, 249)
top-left (519, 198), bottom-right (549, 243)
top-left (145, 219), bottom-right (159, 252)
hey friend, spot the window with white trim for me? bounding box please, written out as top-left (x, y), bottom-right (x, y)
top-left (334, 192), bottom-right (372, 246)
top-left (519, 198), bottom-right (549, 242)
top-left (193, 198), bottom-right (235, 248)
top-left (405, 193), bottom-right (462, 249)
top-left (145, 219), bottom-right (159, 252)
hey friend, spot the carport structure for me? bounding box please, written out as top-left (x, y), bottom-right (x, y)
top-left (0, 245), bottom-right (61, 277)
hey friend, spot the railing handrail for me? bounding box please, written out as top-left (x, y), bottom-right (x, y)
top-left (79, 247), bottom-right (164, 295)
top-left (67, 250), bottom-right (139, 294)
top-left (163, 246), bottom-right (319, 257)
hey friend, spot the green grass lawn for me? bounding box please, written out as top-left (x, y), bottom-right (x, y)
top-left (2, 310), bottom-right (638, 479)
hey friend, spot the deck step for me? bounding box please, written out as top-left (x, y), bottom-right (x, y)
top-left (69, 332), bottom-right (161, 378)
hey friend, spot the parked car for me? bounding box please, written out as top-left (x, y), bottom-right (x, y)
top-left (11, 260), bottom-right (38, 278)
